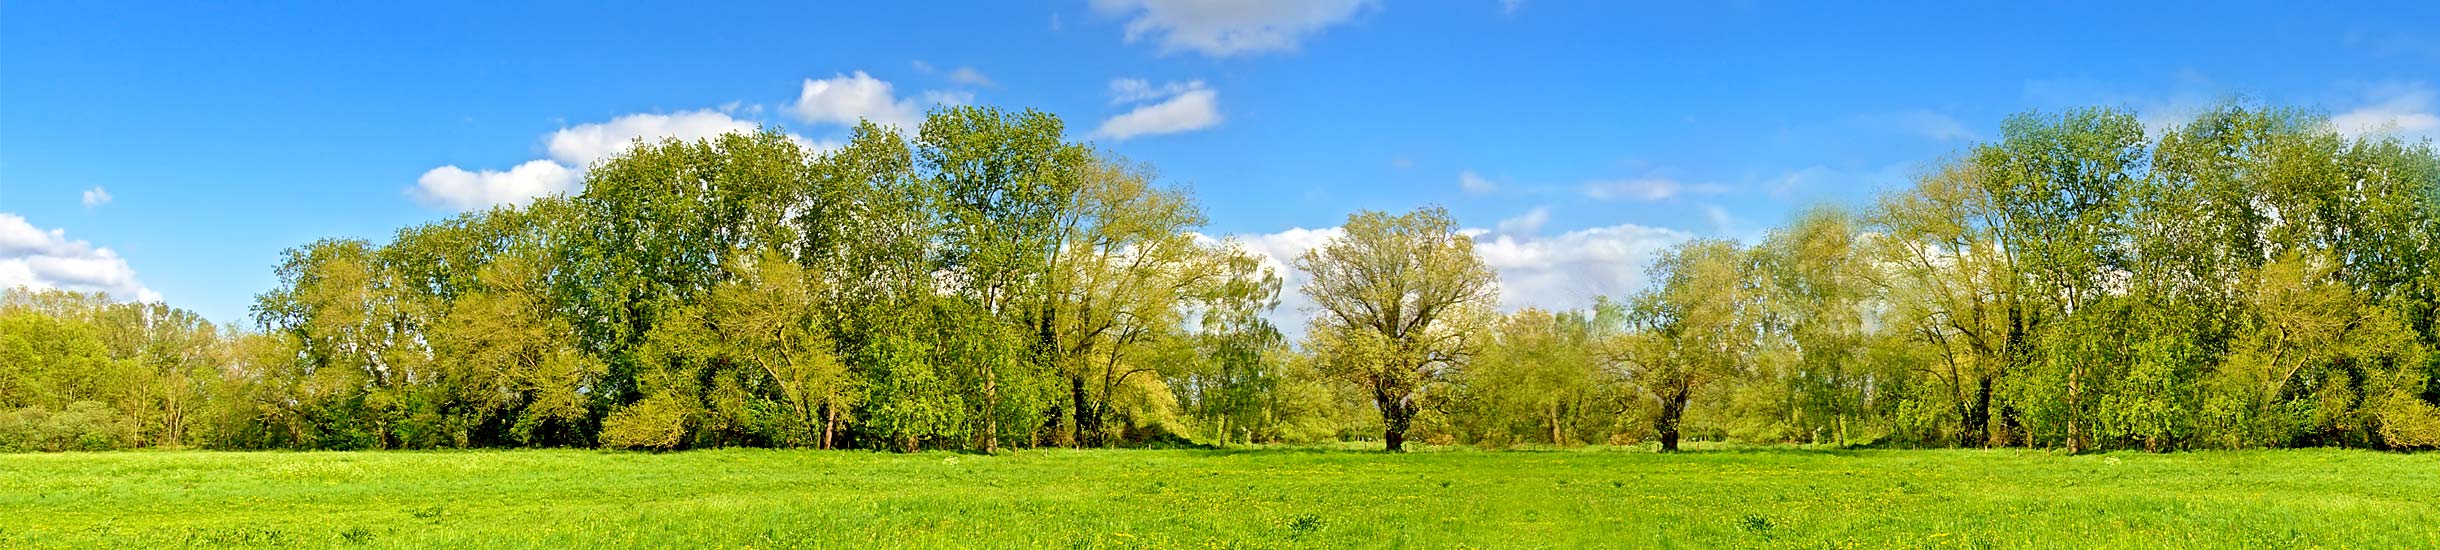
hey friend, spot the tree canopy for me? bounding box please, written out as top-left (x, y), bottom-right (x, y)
top-left (3, 102), bottom-right (2435, 454)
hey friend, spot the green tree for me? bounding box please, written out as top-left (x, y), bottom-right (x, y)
top-left (1449, 307), bottom-right (1622, 447)
top-left (1746, 207), bottom-right (1876, 445)
top-left (1869, 159), bottom-right (2028, 447)
top-left (1296, 207), bottom-right (1498, 451)
top-left (1620, 239), bottom-right (1759, 452)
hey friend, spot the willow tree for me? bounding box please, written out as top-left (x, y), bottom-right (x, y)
top-left (1620, 239), bottom-right (1760, 452)
top-left (1039, 157), bottom-right (1259, 445)
top-left (1869, 159), bottom-right (2027, 447)
top-left (1296, 207), bottom-right (1497, 451)
top-left (1748, 207), bottom-right (1875, 444)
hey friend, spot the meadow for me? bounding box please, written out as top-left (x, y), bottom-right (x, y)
top-left (3, 446), bottom-right (2436, 549)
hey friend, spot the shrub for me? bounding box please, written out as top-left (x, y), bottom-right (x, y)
top-left (600, 394), bottom-right (692, 450)
top-left (2373, 394), bottom-right (2440, 449)
top-left (0, 402), bottom-right (137, 451)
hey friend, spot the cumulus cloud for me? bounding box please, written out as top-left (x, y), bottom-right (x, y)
top-left (1458, 170), bottom-right (1499, 195)
top-left (1474, 223), bottom-right (1694, 312)
top-left (0, 213), bottom-right (159, 303)
top-left (790, 71), bottom-right (965, 132)
top-left (544, 107), bottom-right (771, 167)
top-left (1094, 79), bottom-right (1222, 140)
top-left (417, 71), bottom-right (938, 212)
top-left (1232, 226), bottom-right (1343, 335)
top-left (413, 72), bottom-right (943, 212)
top-left (412, 160), bottom-right (581, 211)
top-left (81, 187), bottom-right (112, 208)
top-left (2330, 82), bottom-right (2438, 140)
top-left (1581, 178), bottom-right (1723, 201)
top-left (1231, 220), bottom-right (1694, 336)
top-left (412, 109), bottom-right (794, 212)
top-left (545, 110), bottom-right (765, 168)
top-left (1091, 0), bottom-right (1373, 57)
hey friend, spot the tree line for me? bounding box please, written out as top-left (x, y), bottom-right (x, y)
top-left (3, 103), bottom-right (2435, 453)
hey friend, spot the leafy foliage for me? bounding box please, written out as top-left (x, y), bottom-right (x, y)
top-left (1, 101), bottom-right (2434, 453)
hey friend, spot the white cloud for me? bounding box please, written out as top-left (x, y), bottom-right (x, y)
top-left (1474, 223), bottom-right (1694, 312)
top-left (1095, 80), bottom-right (1222, 140)
top-left (1232, 220), bottom-right (1694, 336)
top-left (1581, 178), bottom-right (1722, 201)
top-left (2330, 82), bottom-right (2438, 141)
top-left (412, 160), bottom-right (580, 211)
top-left (948, 67), bottom-right (996, 88)
top-left (1109, 78), bottom-right (1206, 104)
top-left (545, 109), bottom-right (765, 168)
top-left (414, 97), bottom-right (864, 213)
top-left (412, 109), bottom-right (799, 212)
top-left (1458, 170), bottom-right (1499, 195)
top-left (1494, 207), bottom-right (1549, 236)
top-left (1500, 0), bottom-right (1525, 15)
top-left (1233, 226), bottom-right (1343, 336)
top-left (415, 73), bottom-right (932, 213)
top-left (1090, 0), bottom-right (1373, 57)
top-left (80, 187), bottom-right (112, 208)
top-left (790, 71), bottom-right (963, 132)
top-left (0, 213), bottom-right (159, 303)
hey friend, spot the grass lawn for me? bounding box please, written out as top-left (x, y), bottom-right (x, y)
top-left (2, 445), bottom-right (2435, 548)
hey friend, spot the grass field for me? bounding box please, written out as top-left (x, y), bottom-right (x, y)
top-left (3, 445), bottom-right (2436, 549)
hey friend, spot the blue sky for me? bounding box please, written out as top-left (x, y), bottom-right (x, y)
top-left (4, 1), bottom-right (2437, 327)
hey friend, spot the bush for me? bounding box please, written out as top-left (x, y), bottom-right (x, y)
top-left (600, 394), bottom-right (692, 450)
top-left (2373, 394), bottom-right (2440, 449)
top-left (0, 402), bottom-right (138, 452)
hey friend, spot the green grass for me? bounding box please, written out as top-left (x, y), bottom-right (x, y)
top-left (2, 445), bottom-right (2436, 549)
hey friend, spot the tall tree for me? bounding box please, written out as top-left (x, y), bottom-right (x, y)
top-left (917, 106), bottom-right (1090, 449)
top-left (1870, 159), bottom-right (2027, 447)
top-left (1620, 239), bottom-right (1760, 452)
top-left (1296, 207), bottom-right (1498, 451)
top-left (1749, 207), bottom-right (1874, 444)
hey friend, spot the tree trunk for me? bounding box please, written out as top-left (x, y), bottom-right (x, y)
top-left (1381, 400), bottom-right (1412, 452)
top-left (2000, 405), bottom-right (2024, 448)
top-left (1961, 377), bottom-right (1993, 448)
top-left (1657, 390), bottom-right (1689, 453)
top-left (2066, 364), bottom-right (2086, 453)
top-left (982, 362), bottom-right (999, 453)
top-left (1070, 375), bottom-right (1096, 447)
top-left (1549, 404), bottom-right (1564, 446)
top-left (821, 403), bottom-right (839, 450)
